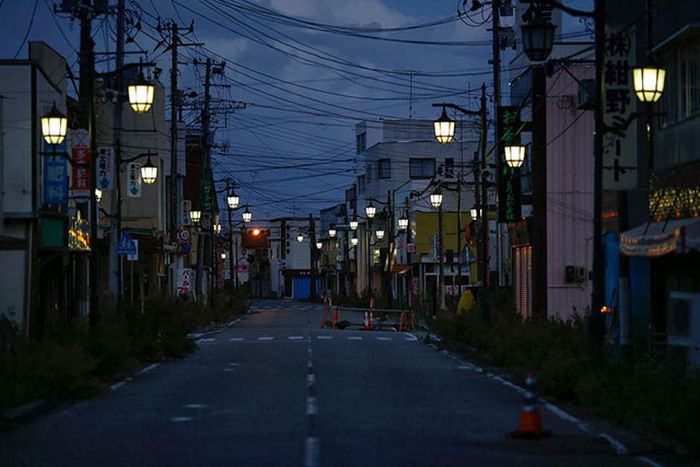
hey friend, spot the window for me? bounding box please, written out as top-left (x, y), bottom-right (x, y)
top-left (409, 158), bottom-right (436, 179)
top-left (378, 158), bottom-right (391, 179)
top-left (660, 39), bottom-right (700, 126)
top-left (356, 132), bottom-right (366, 154)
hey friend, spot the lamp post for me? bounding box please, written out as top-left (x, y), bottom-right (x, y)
top-left (242, 207), bottom-right (252, 223)
top-left (430, 188), bottom-right (445, 312)
top-left (365, 200), bottom-right (376, 295)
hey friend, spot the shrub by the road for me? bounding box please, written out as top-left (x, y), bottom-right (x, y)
top-left (430, 290), bottom-right (700, 456)
top-left (0, 290), bottom-right (247, 420)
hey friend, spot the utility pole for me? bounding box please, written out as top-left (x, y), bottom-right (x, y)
top-left (309, 214), bottom-right (317, 299)
top-left (226, 180), bottom-right (235, 290)
top-left (386, 189), bottom-right (393, 308)
top-left (169, 21), bottom-right (179, 296)
top-left (202, 58), bottom-right (214, 304)
top-left (491, 0), bottom-right (505, 288)
top-left (108, 0), bottom-right (125, 300)
top-left (480, 83), bottom-right (490, 318)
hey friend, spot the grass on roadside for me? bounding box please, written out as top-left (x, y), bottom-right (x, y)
top-left (0, 289), bottom-right (248, 421)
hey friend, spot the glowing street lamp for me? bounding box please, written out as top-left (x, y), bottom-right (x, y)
top-left (297, 233), bottom-right (304, 243)
top-left (127, 74), bottom-right (155, 113)
top-left (430, 190), bottom-right (443, 209)
top-left (41, 103), bottom-right (68, 145)
top-left (95, 188), bottom-right (103, 203)
top-left (190, 210), bottom-right (201, 224)
top-left (242, 208), bottom-right (252, 223)
top-left (221, 252), bottom-right (227, 260)
top-left (433, 107), bottom-right (455, 144)
top-left (349, 217), bottom-right (359, 231)
top-left (398, 214), bottom-right (409, 231)
top-left (365, 202), bottom-right (376, 219)
top-left (470, 207), bottom-right (479, 220)
top-left (375, 229), bottom-right (385, 240)
top-left (351, 236), bottom-right (358, 247)
top-left (227, 192), bottom-right (240, 210)
top-left (140, 157), bottom-right (158, 184)
top-left (633, 67), bottom-right (666, 103)
top-left (328, 226), bottom-right (337, 238)
top-left (316, 241), bottom-right (322, 250)
top-left (504, 144), bottom-right (526, 169)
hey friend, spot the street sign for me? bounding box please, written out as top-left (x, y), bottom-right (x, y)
top-left (70, 129), bottom-right (90, 198)
top-left (182, 200), bottom-right (192, 225)
top-left (177, 268), bottom-right (192, 295)
top-left (43, 141), bottom-right (68, 205)
top-left (96, 146), bottom-right (114, 190)
top-left (407, 243), bottom-right (416, 253)
top-left (179, 242), bottom-right (191, 256)
top-left (127, 239), bottom-right (138, 262)
top-left (116, 231), bottom-right (137, 256)
top-left (127, 163), bottom-right (142, 198)
top-left (178, 229), bottom-right (192, 242)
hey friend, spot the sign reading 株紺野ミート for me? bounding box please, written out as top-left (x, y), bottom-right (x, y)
top-left (96, 146), bottom-right (114, 190)
top-left (603, 25), bottom-right (638, 190)
top-left (127, 163), bottom-right (142, 198)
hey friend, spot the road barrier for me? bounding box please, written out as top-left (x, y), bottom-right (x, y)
top-left (321, 298), bottom-right (340, 329)
top-left (331, 307), bottom-right (416, 331)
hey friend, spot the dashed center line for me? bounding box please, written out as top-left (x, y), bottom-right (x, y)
top-left (289, 336), bottom-right (304, 340)
top-left (229, 337), bottom-right (244, 342)
top-left (317, 336), bottom-right (332, 340)
top-left (347, 336), bottom-right (363, 341)
top-left (258, 336), bottom-right (274, 341)
top-left (376, 336), bottom-right (392, 341)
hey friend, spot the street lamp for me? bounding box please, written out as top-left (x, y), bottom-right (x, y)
top-left (349, 217), bottom-right (359, 231)
top-left (227, 191), bottom-right (240, 210)
top-left (398, 213), bottom-right (409, 231)
top-left (140, 156), bottom-right (158, 184)
top-left (242, 208), bottom-right (252, 223)
top-left (328, 226), bottom-right (337, 238)
top-left (504, 144), bottom-right (526, 169)
top-left (365, 202), bottom-right (376, 219)
top-left (375, 229), bottom-right (385, 240)
top-left (430, 191), bottom-right (443, 209)
top-left (95, 188), bottom-right (103, 203)
top-left (214, 223), bottom-right (222, 234)
top-left (470, 207), bottom-right (479, 219)
top-left (433, 107), bottom-right (455, 144)
top-left (520, 9), bottom-right (556, 62)
top-left (127, 74), bottom-right (155, 113)
top-left (351, 236), bottom-right (358, 247)
top-left (633, 67), bottom-right (666, 102)
top-left (221, 252), bottom-right (227, 259)
top-left (316, 241), bottom-right (322, 250)
top-left (41, 103), bottom-right (68, 145)
top-left (190, 209), bottom-right (201, 224)
top-left (297, 233), bottom-right (304, 243)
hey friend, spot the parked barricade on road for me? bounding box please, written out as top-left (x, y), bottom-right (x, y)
top-left (320, 298), bottom-right (340, 329)
top-left (330, 307), bottom-right (416, 331)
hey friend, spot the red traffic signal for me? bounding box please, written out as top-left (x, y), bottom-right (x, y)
top-left (242, 227), bottom-right (268, 248)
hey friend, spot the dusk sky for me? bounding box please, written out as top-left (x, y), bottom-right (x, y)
top-left (0, 0), bottom-right (592, 221)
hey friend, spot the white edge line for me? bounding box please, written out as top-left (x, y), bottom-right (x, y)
top-left (598, 433), bottom-right (628, 455)
top-left (636, 456), bottom-right (665, 467)
top-left (110, 380), bottom-right (127, 391)
top-left (137, 363), bottom-right (159, 375)
top-left (306, 396), bottom-right (317, 415)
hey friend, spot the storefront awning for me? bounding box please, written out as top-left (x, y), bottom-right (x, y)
top-left (620, 217), bottom-right (700, 257)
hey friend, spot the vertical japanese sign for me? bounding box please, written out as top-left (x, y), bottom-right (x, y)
top-left (199, 167), bottom-right (218, 229)
top-left (43, 140), bottom-right (68, 205)
top-left (127, 163), bottom-right (142, 198)
top-left (182, 199), bottom-right (192, 226)
top-left (70, 129), bottom-right (90, 198)
top-left (603, 26), bottom-right (637, 189)
top-left (177, 267), bottom-right (192, 295)
top-left (96, 146), bottom-right (114, 190)
top-left (497, 106), bottom-right (522, 222)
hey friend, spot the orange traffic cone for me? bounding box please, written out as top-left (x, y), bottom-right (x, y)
top-left (511, 373), bottom-right (550, 439)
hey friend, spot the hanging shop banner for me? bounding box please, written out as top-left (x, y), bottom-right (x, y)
top-left (182, 200), bottom-right (192, 226)
top-left (127, 163), bottom-right (142, 198)
top-left (96, 146), bottom-right (114, 190)
top-left (177, 267), bottom-right (193, 295)
top-left (497, 106), bottom-right (522, 222)
top-left (70, 129), bottom-right (90, 198)
top-left (127, 239), bottom-right (139, 262)
top-left (603, 25), bottom-right (637, 190)
top-left (43, 140), bottom-right (68, 205)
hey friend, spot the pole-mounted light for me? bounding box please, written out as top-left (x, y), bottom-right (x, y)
top-left (242, 208), bottom-right (252, 223)
top-left (95, 188), bottom-right (103, 203)
top-left (190, 209), bottom-right (202, 224)
top-left (375, 229), bottom-right (385, 240)
top-left (520, 8), bottom-right (556, 62)
top-left (430, 190), bottom-right (443, 209)
top-left (140, 156), bottom-right (158, 184)
top-left (633, 67), bottom-right (666, 103)
top-left (328, 226), bottom-right (337, 238)
top-left (351, 236), bottom-right (358, 247)
top-left (41, 102), bottom-right (68, 145)
top-left (398, 214), bottom-right (409, 231)
top-left (127, 73), bottom-right (155, 113)
top-left (504, 144), bottom-right (526, 169)
top-left (349, 217), bottom-right (359, 231)
top-left (433, 107), bottom-right (455, 144)
top-left (297, 233), bottom-right (304, 243)
top-left (470, 207), bottom-right (479, 219)
top-left (227, 191), bottom-right (240, 210)
top-left (316, 241), bottom-right (322, 250)
top-left (365, 201), bottom-right (376, 219)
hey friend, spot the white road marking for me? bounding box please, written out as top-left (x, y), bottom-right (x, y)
top-left (376, 337), bottom-right (392, 341)
top-left (137, 363), bottom-right (159, 375)
top-left (229, 337), bottom-right (244, 342)
top-left (289, 336), bottom-right (304, 340)
top-left (304, 437), bottom-right (319, 467)
top-left (223, 368), bottom-right (236, 372)
top-left (636, 456), bottom-right (665, 467)
top-left (307, 396), bottom-right (318, 415)
top-left (404, 332), bottom-right (418, 341)
top-left (317, 336), bottom-right (332, 340)
top-left (307, 374), bottom-right (316, 385)
top-left (197, 337), bottom-right (216, 343)
top-left (347, 336), bottom-right (363, 341)
top-left (110, 380), bottom-right (128, 391)
top-left (258, 336), bottom-right (274, 341)
top-left (598, 433), bottom-right (628, 455)
top-left (184, 404), bottom-right (208, 409)
top-left (457, 364), bottom-right (474, 370)
top-left (170, 416), bottom-right (193, 422)
top-left (228, 362), bottom-right (240, 367)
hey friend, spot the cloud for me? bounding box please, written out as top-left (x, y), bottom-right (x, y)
top-left (265, 0), bottom-right (413, 28)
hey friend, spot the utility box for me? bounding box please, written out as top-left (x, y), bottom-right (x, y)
top-left (667, 291), bottom-right (700, 369)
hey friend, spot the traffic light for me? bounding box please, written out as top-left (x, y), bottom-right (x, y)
top-left (242, 226), bottom-right (269, 248)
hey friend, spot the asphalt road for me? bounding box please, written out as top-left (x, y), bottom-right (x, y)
top-left (0, 299), bottom-right (668, 466)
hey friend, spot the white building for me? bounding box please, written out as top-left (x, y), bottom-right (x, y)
top-left (268, 217), bottom-right (319, 299)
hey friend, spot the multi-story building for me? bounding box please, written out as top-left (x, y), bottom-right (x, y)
top-left (268, 216), bottom-right (318, 299)
top-left (350, 118), bottom-right (481, 307)
top-left (0, 42), bottom-right (72, 336)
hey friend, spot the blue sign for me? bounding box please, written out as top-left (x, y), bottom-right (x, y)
top-left (179, 242), bottom-right (191, 256)
top-left (116, 231), bottom-right (137, 256)
top-left (43, 141), bottom-right (68, 205)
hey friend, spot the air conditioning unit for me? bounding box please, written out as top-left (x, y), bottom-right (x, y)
top-left (667, 291), bottom-right (700, 368)
top-left (576, 266), bottom-right (587, 283)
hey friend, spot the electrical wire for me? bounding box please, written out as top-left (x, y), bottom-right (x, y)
top-left (13, 0), bottom-right (39, 59)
